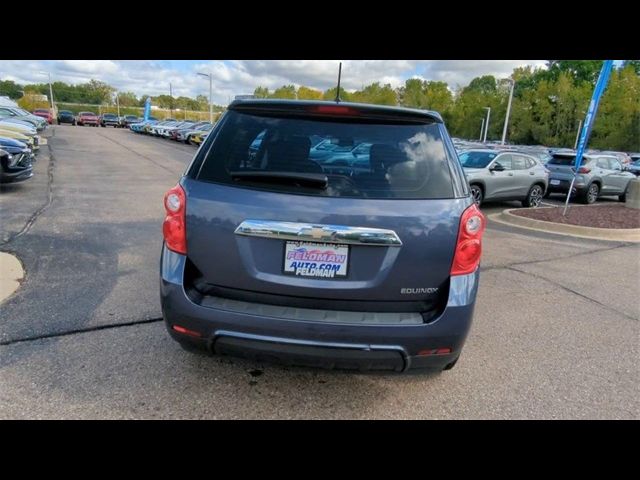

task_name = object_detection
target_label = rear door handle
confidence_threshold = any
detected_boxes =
[529,171,535,175]
[508,173,514,176]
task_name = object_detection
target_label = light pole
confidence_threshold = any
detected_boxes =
[574,120,582,149]
[169,82,173,119]
[479,118,485,141]
[197,72,213,124]
[39,71,55,114]
[483,107,491,143]
[115,92,120,118]
[501,79,515,145]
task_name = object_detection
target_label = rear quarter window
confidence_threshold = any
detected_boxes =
[195,110,457,199]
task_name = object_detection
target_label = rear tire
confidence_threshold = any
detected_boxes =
[522,184,544,208]
[470,184,483,207]
[580,183,599,204]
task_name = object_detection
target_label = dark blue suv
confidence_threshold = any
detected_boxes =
[160,100,485,372]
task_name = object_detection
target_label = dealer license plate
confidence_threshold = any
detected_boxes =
[283,241,349,278]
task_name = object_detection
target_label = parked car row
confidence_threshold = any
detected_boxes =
[0,108,45,184]
[128,118,214,146]
[453,140,638,206]
[55,110,146,128]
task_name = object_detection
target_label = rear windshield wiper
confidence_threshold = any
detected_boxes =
[229,171,328,189]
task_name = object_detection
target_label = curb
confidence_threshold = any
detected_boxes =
[0,251,24,303]
[489,207,640,243]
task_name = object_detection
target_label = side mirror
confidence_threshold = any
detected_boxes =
[490,163,505,172]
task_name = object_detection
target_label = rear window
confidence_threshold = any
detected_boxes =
[548,155,576,165]
[195,110,455,199]
[458,151,497,168]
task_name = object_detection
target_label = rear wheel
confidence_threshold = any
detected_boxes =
[470,184,483,207]
[580,183,599,204]
[523,184,544,208]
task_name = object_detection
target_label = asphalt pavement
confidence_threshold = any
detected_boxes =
[0,125,638,419]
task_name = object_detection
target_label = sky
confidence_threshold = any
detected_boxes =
[0,60,549,105]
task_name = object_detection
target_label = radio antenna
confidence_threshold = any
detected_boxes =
[334,62,342,103]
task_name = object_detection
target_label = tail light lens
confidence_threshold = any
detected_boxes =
[162,184,187,254]
[451,203,486,276]
[571,166,591,174]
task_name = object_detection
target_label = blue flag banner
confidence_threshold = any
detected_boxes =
[573,60,614,171]
[563,60,614,215]
[143,97,151,121]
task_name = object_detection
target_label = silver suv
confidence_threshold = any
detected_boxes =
[546,152,635,204]
[459,149,549,207]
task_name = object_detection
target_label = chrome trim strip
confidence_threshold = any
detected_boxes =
[234,220,402,246]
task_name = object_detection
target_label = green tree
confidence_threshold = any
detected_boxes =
[254,86,270,98]
[117,91,139,107]
[399,78,428,108]
[80,80,115,104]
[424,81,453,113]
[322,86,351,101]
[466,75,498,95]
[195,95,209,110]
[591,65,640,151]
[622,60,640,75]
[545,60,603,85]
[297,86,323,100]
[351,82,396,105]
[270,85,297,99]
[0,80,24,99]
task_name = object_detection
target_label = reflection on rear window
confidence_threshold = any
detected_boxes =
[196,111,455,199]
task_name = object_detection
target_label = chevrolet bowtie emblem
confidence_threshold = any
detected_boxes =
[301,226,335,240]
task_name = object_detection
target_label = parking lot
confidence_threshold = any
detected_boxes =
[0,124,638,419]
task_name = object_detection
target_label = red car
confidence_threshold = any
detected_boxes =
[33,108,54,124]
[77,111,100,127]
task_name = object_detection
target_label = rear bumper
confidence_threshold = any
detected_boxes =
[160,247,478,372]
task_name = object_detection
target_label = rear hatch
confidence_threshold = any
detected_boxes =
[182,102,468,313]
[547,153,584,180]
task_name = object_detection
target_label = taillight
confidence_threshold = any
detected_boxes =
[311,105,359,115]
[571,166,591,174]
[451,203,486,276]
[172,325,202,337]
[162,184,187,254]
